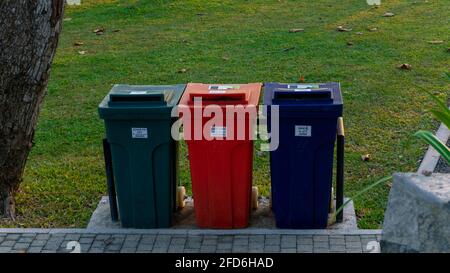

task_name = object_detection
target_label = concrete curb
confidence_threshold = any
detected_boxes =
[0,227,382,236]
[417,122,450,174]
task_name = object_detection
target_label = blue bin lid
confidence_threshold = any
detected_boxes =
[263,82,343,112]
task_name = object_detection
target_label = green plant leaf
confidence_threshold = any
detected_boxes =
[430,109,450,129]
[414,130,450,164]
[334,175,393,218]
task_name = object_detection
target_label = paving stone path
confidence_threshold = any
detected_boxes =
[0,229,381,253]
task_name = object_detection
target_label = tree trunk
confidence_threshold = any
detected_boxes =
[0,0,65,219]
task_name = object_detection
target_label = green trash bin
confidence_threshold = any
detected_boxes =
[98,84,185,228]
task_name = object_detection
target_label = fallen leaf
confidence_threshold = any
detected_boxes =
[368,27,378,32]
[289,28,304,33]
[196,13,207,16]
[356,208,370,220]
[383,12,395,17]
[78,51,86,55]
[421,170,432,176]
[427,40,444,44]
[397,63,412,70]
[222,56,229,61]
[298,75,305,83]
[336,25,352,32]
[361,154,371,162]
[356,32,364,35]
[283,46,296,52]
[347,41,354,46]
[178,68,187,73]
[73,41,84,46]
[112,29,121,33]
[63,17,72,22]
[93,28,105,35]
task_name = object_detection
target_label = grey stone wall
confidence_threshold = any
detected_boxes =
[381,173,450,253]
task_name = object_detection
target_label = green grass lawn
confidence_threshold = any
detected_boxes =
[1,0,448,228]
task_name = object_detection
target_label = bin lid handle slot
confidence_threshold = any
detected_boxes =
[273,90,333,101]
[188,93,248,104]
[109,93,167,104]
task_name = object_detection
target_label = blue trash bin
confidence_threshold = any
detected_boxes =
[264,82,343,228]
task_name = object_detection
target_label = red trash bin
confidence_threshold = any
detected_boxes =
[179,83,262,228]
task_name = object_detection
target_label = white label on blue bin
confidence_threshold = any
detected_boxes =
[288,84,319,89]
[210,126,227,137]
[295,125,311,137]
[131,128,148,139]
[293,88,312,92]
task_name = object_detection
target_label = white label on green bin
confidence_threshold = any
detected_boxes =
[131,128,148,139]
[210,126,227,137]
[295,125,311,137]
[130,91,147,95]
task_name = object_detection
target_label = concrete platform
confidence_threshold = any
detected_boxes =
[87,196,358,231]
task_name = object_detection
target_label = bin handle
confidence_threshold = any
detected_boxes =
[336,117,345,223]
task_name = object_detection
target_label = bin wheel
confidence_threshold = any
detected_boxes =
[251,186,259,210]
[177,186,186,210]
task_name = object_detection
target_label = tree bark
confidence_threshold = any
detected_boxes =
[0,0,65,219]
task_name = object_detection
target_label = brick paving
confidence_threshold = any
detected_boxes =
[0,229,381,253]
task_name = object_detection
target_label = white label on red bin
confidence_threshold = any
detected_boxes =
[295,125,311,137]
[210,126,227,137]
[131,128,148,139]
[208,85,240,90]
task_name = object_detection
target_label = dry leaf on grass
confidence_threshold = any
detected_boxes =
[63,18,72,22]
[78,51,86,55]
[298,75,305,83]
[383,12,395,17]
[361,154,371,162]
[397,63,412,70]
[112,29,121,33]
[356,32,364,35]
[289,28,304,33]
[283,46,296,52]
[347,41,354,46]
[93,28,105,35]
[427,40,444,44]
[368,27,378,32]
[178,68,187,73]
[73,41,84,46]
[336,26,352,32]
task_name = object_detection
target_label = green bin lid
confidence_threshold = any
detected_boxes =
[99,84,186,119]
